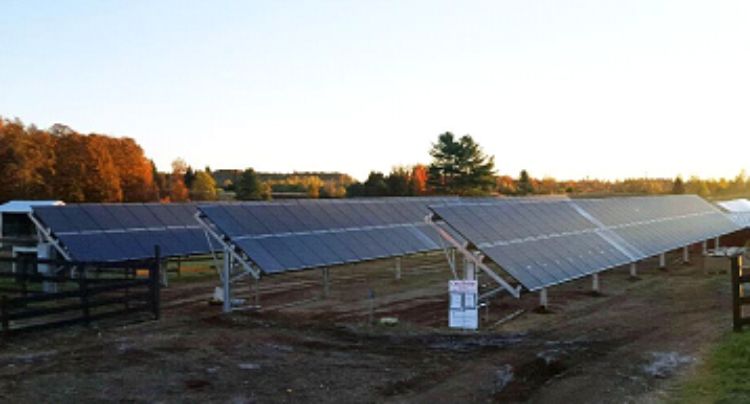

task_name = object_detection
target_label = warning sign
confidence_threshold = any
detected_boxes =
[448,280,478,330]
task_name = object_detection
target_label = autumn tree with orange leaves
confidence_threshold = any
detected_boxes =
[168,158,190,202]
[410,164,428,195]
[0,118,158,203]
[100,136,157,201]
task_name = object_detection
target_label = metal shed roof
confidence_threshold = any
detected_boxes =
[0,200,64,214]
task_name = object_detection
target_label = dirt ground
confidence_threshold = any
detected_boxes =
[0,250,734,403]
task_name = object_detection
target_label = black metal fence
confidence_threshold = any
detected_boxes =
[0,248,161,336]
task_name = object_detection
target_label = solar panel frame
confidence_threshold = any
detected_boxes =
[318,232,360,263]
[430,195,741,292]
[256,237,307,270]
[277,236,327,268]
[197,197,466,275]
[235,238,284,273]
[284,202,330,230]
[32,203,217,262]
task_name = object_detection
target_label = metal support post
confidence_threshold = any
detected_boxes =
[539,288,548,309]
[592,273,600,293]
[395,257,402,280]
[195,213,261,280]
[322,267,330,298]
[702,240,708,256]
[715,236,721,250]
[222,248,232,313]
[426,215,521,298]
[37,243,57,293]
[463,256,476,281]
[152,246,162,320]
[683,246,690,264]
[659,253,666,269]
[160,260,169,288]
[26,212,72,261]
[630,262,637,278]
[253,276,260,308]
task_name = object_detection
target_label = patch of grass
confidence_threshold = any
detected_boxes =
[166,264,216,284]
[672,331,750,403]
[168,270,216,284]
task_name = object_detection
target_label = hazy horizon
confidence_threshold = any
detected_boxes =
[2,1,748,182]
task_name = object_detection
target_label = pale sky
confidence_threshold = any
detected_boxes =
[1,1,749,181]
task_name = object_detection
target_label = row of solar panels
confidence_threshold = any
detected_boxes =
[32,203,214,262]
[31,198,459,263]
[430,195,740,291]
[198,198,461,273]
[30,196,742,294]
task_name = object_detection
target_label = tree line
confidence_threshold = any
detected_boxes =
[0,118,156,202]
[3,117,749,203]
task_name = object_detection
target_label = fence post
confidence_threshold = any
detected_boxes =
[732,255,742,332]
[151,246,161,320]
[1,296,9,337]
[80,266,90,326]
[20,256,28,298]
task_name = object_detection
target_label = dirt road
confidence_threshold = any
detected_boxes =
[0,251,732,403]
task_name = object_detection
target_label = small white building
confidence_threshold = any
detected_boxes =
[0,200,64,247]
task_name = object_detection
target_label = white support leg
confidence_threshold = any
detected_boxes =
[683,246,690,264]
[222,248,232,313]
[322,267,330,299]
[253,276,260,308]
[630,262,637,278]
[160,260,169,288]
[37,243,57,293]
[715,236,721,250]
[395,257,402,280]
[592,273,600,293]
[539,288,548,309]
[659,253,666,269]
[702,240,708,256]
[463,256,476,281]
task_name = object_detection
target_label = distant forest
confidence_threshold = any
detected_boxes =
[1,117,748,203]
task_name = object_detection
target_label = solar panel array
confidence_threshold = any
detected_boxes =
[198,197,459,274]
[30,194,739,292]
[717,199,750,213]
[716,199,750,229]
[32,204,215,262]
[430,195,741,291]
[574,196,740,258]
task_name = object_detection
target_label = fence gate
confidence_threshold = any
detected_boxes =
[0,247,161,336]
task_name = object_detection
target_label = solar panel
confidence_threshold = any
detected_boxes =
[717,199,750,213]
[727,212,750,228]
[32,203,217,262]
[198,197,459,274]
[573,196,739,260]
[430,195,741,291]
[715,199,750,228]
